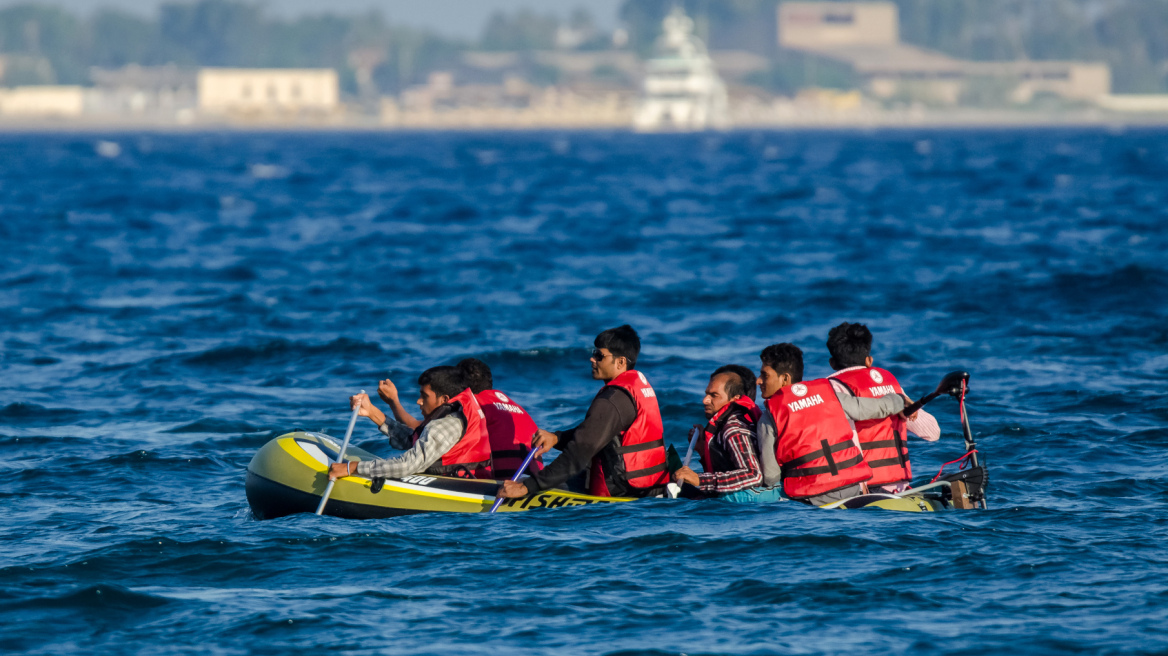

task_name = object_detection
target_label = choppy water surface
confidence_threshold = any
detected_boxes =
[1,129,1166,655]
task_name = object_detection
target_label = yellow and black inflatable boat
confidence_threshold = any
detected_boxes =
[246,431,632,520]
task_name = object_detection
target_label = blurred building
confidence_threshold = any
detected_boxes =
[381,71,633,129]
[197,69,340,117]
[0,86,84,117]
[778,2,1111,104]
[88,65,197,121]
[634,7,729,132]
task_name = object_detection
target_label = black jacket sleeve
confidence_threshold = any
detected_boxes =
[525,386,636,493]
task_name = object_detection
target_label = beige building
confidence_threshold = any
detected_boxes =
[779,1,898,50]
[0,86,84,117]
[778,1,1110,104]
[197,68,339,115]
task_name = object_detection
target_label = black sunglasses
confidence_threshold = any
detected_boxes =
[591,349,612,361]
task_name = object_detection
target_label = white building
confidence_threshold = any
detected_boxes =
[633,7,729,132]
[0,86,84,117]
[197,68,339,115]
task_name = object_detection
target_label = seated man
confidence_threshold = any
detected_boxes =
[496,324,670,500]
[327,366,492,482]
[755,343,907,506]
[456,357,544,479]
[672,365,782,503]
[826,322,940,494]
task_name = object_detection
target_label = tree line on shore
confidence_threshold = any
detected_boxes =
[0,0,1165,94]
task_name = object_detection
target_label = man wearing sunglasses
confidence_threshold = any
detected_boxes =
[496,324,670,500]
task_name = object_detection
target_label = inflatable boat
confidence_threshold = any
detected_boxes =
[245,431,631,520]
[245,371,987,519]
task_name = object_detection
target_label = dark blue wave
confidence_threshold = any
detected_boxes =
[1,130,1166,655]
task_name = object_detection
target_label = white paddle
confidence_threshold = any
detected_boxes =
[666,425,702,499]
[315,389,365,516]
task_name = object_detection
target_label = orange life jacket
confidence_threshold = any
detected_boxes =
[411,387,492,478]
[588,370,669,497]
[829,367,911,486]
[765,378,872,499]
[475,389,542,479]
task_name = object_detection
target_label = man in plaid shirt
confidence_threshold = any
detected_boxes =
[672,365,783,503]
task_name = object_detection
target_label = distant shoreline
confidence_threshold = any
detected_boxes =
[2,111,1167,133]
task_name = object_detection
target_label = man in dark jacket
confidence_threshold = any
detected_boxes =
[496,325,668,500]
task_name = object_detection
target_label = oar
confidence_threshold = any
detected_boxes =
[489,441,541,514]
[666,425,702,499]
[315,389,365,516]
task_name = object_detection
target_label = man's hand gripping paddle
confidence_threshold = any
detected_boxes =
[490,439,541,514]
[666,426,702,499]
[315,389,365,516]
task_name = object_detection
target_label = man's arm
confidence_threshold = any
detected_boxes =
[523,388,634,493]
[755,408,782,488]
[697,416,763,495]
[907,409,940,441]
[377,419,415,450]
[830,380,905,421]
[377,379,421,430]
[354,415,463,479]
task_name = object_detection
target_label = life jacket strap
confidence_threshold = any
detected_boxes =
[781,439,857,471]
[624,462,668,480]
[614,438,665,455]
[781,452,865,478]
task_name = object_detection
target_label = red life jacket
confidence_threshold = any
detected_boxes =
[411,388,493,478]
[765,378,873,499]
[829,367,911,486]
[699,397,762,475]
[588,370,669,497]
[474,389,543,479]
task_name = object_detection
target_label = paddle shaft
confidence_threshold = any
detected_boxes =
[666,426,703,500]
[489,440,542,514]
[682,425,701,468]
[315,389,365,516]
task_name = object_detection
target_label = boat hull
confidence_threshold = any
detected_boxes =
[245,432,631,520]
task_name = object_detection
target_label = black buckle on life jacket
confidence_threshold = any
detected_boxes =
[781,452,866,478]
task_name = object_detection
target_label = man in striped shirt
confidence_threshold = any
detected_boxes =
[671,365,783,503]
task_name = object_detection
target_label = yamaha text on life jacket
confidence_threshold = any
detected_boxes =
[589,370,669,496]
[829,367,911,487]
[474,389,543,479]
[765,378,873,499]
[412,388,492,478]
[699,397,762,475]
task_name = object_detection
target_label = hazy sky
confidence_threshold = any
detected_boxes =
[2,0,626,37]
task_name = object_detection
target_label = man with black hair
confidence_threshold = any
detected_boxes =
[755,343,907,506]
[456,357,544,479]
[671,365,781,503]
[496,324,670,499]
[327,366,492,481]
[826,322,939,494]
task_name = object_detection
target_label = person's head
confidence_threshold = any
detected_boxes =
[758,343,804,399]
[703,366,751,419]
[456,358,493,394]
[591,324,640,382]
[416,366,467,417]
[713,364,757,403]
[826,322,874,371]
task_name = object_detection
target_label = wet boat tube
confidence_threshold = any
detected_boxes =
[246,431,631,520]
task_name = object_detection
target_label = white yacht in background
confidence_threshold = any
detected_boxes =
[633,7,730,132]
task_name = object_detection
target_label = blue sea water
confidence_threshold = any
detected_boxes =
[1,129,1166,655]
